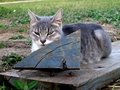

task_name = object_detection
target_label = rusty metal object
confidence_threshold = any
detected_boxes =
[13,30,81,70]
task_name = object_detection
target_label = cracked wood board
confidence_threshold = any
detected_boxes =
[1,39,120,90]
[13,30,81,70]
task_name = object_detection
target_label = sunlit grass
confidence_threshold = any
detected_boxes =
[0,0,120,27]
[1,0,119,11]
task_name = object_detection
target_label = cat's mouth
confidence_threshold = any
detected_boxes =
[41,43,46,46]
[42,44,45,46]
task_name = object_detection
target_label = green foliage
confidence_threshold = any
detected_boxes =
[9,35,25,40]
[25,37,32,45]
[0,41,7,48]
[18,27,26,32]
[0,6,12,18]
[12,8,29,24]
[12,80,38,90]
[1,53,25,70]
[111,85,115,90]
[116,31,120,35]
[0,23,9,29]
[0,6,29,24]
[0,82,6,90]
[27,81,38,89]
[85,9,120,27]
[0,0,120,27]
[111,38,114,42]
[12,13,29,24]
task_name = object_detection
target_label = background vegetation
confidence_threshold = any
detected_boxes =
[0,0,120,27]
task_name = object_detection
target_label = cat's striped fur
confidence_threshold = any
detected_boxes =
[28,9,112,64]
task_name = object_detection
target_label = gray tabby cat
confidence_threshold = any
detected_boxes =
[28,9,112,64]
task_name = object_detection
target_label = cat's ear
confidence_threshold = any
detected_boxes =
[51,8,62,26]
[28,9,38,25]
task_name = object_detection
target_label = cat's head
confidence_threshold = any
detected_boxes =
[28,9,62,47]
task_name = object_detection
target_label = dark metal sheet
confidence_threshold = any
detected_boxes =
[13,30,81,70]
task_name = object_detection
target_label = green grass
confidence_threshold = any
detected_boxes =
[9,35,25,40]
[1,53,25,71]
[1,0,119,10]
[18,27,27,32]
[0,23,9,29]
[0,41,7,48]
[0,0,120,27]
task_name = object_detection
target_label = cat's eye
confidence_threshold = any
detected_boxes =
[47,31,54,35]
[34,32,40,35]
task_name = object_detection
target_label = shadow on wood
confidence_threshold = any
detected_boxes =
[13,30,81,70]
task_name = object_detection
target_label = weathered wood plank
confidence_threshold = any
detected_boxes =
[1,39,120,90]
[13,30,81,70]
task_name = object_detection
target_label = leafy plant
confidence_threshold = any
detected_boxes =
[11,8,29,25]
[111,84,115,90]
[85,8,120,27]
[0,82,6,90]
[12,14,29,24]
[0,41,7,48]
[1,53,25,70]
[0,6,12,18]
[111,38,114,42]
[18,27,26,32]
[9,35,25,40]
[0,23,9,29]
[12,80,38,90]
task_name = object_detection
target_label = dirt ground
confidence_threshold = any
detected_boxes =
[0,19,31,57]
[0,35,31,56]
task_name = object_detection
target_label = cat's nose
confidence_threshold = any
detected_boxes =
[40,40,46,45]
